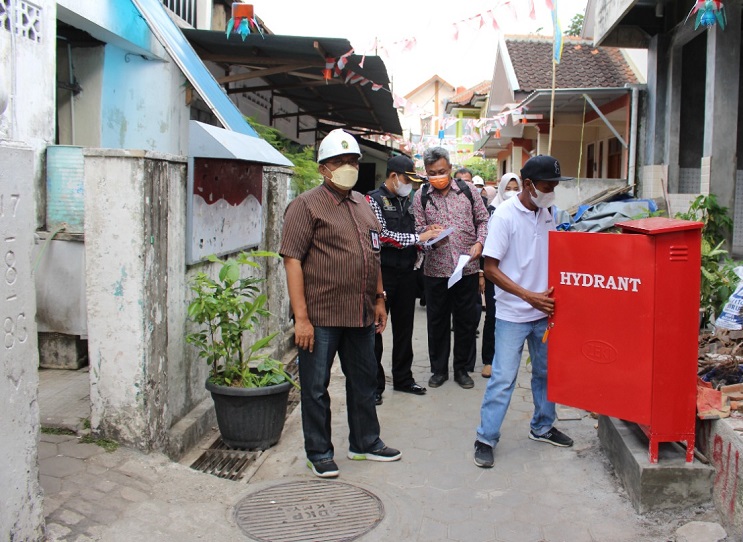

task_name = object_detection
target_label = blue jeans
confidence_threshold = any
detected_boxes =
[298,325,384,462]
[476,317,556,448]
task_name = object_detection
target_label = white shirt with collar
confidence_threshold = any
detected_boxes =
[482,195,555,323]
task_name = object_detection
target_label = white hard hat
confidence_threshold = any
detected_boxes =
[317,129,362,163]
[472,175,485,187]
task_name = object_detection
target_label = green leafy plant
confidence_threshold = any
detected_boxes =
[462,156,500,182]
[246,117,322,195]
[186,251,297,388]
[565,13,585,36]
[80,434,119,453]
[675,194,739,327]
[41,426,76,436]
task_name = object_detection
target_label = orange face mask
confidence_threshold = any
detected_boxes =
[429,175,450,190]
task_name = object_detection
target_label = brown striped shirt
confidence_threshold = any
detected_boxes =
[280,182,381,328]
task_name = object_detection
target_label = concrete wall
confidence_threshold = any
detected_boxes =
[0,144,45,542]
[1,0,57,229]
[84,149,294,452]
[100,45,189,153]
[84,150,180,449]
[1,0,56,538]
[697,418,743,539]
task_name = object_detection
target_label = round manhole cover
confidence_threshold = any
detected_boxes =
[235,480,384,542]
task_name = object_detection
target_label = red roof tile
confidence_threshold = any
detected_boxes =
[505,36,639,92]
[450,80,491,105]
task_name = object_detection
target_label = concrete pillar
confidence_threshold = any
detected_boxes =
[85,150,180,451]
[511,145,524,174]
[263,167,292,351]
[666,44,683,193]
[0,144,44,540]
[645,35,669,166]
[704,1,741,214]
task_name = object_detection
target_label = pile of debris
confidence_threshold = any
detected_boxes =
[697,329,743,419]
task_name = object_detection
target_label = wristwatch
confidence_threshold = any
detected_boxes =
[375,291,387,301]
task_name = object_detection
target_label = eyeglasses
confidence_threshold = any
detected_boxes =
[324,157,360,168]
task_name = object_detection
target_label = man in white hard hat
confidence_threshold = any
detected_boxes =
[280,129,401,479]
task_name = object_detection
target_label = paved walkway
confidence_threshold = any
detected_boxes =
[41,304,723,541]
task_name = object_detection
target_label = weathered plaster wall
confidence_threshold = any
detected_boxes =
[264,167,293,340]
[697,419,743,539]
[85,149,184,450]
[1,0,56,230]
[1,0,56,538]
[84,149,294,452]
[100,45,189,154]
[0,144,45,542]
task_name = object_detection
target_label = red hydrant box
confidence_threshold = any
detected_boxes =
[547,217,702,462]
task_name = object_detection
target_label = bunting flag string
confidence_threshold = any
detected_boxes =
[264,0,555,147]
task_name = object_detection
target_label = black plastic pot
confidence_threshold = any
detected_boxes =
[205,378,292,450]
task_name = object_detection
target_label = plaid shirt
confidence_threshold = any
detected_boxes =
[412,179,489,278]
[365,192,420,249]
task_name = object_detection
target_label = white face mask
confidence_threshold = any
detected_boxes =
[327,164,359,189]
[504,190,518,200]
[394,174,413,197]
[530,186,556,208]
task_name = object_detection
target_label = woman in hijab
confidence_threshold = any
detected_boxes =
[482,186,497,211]
[491,172,522,208]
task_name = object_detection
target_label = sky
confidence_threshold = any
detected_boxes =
[254,0,589,95]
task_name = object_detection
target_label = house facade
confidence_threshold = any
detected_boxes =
[1,1,400,538]
[443,80,491,165]
[585,0,743,254]
[479,34,644,210]
[399,75,456,147]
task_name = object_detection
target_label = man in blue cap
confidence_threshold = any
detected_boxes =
[474,155,574,469]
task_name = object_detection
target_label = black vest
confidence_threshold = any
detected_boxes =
[368,184,417,269]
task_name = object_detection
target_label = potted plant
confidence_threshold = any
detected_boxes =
[186,251,297,450]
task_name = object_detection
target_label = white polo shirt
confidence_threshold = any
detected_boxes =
[482,196,555,323]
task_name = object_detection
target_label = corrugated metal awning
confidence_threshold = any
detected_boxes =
[182,29,402,137]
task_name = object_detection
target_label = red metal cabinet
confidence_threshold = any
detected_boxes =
[547,217,702,463]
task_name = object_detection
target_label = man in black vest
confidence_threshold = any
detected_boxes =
[366,156,443,404]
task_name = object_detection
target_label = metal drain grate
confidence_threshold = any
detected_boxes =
[190,438,261,481]
[234,480,384,542]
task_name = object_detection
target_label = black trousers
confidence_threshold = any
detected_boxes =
[424,273,481,375]
[375,266,417,392]
[482,279,496,366]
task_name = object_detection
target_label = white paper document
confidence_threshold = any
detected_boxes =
[423,227,454,247]
[447,254,472,289]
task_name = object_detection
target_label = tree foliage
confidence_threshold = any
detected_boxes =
[565,13,584,37]
[246,117,322,195]
[462,156,500,183]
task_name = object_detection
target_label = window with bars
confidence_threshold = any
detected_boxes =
[162,0,196,27]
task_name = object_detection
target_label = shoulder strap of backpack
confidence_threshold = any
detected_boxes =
[420,183,432,210]
[454,178,474,206]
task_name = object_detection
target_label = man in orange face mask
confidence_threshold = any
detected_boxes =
[412,147,490,390]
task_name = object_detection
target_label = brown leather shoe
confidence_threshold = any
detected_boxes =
[481,365,492,378]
